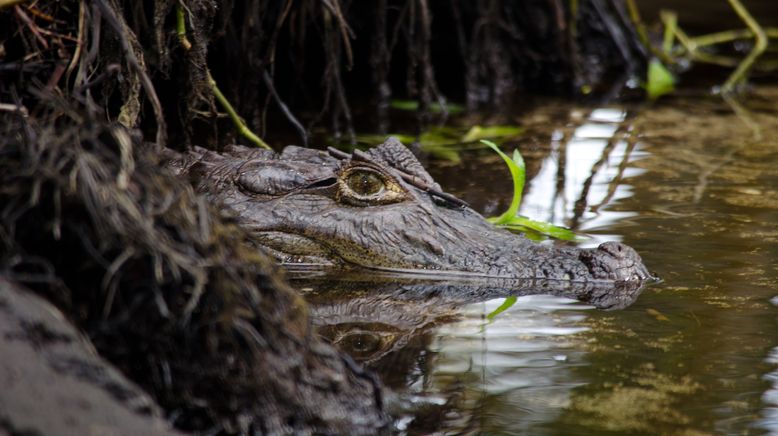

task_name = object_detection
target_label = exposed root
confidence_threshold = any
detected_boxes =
[1,0,642,148]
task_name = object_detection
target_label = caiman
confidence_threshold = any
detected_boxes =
[165,138,652,284]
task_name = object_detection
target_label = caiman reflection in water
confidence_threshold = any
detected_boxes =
[294,274,644,388]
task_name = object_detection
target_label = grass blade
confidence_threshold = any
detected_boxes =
[482,139,583,242]
[481,140,525,225]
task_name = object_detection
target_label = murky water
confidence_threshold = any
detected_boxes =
[298,88,778,434]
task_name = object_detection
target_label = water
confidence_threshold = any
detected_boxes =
[300,88,778,434]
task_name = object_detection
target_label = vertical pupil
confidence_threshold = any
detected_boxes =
[359,174,372,193]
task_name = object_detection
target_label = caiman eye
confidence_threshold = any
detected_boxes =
[345,170,385,196]
[337,166,408,206]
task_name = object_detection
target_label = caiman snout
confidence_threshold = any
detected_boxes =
[580,241,654,282]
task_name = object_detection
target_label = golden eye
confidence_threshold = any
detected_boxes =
[337,165,408,206]
[345,170,385,196]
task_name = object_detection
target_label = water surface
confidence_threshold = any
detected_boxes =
[302,88,778,434]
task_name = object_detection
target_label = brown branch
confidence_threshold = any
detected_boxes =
[264,0,294,66]
[262,70,307,146]
[371,0,391,132]
[322,0,354,69]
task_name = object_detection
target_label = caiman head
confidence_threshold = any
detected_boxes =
[168,138,652,284]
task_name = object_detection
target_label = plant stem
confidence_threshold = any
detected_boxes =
[208,71,272,150]
[175,4,270,150]
[627,4,672,65]
[569,0,578,42]
[670,20,741,67]
[176,4,192,50]
[692,28,778,47]
[722,0,768,93]
[661,10,676,54]
[625,0,650,51]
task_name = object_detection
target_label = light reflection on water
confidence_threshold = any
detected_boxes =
[426,295,593,433]
[519,107,646,248]
[447,91,778,434]
[760,297,778,432]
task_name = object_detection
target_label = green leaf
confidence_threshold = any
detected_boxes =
[482,139,583,242]
[646,58,675,101]
[418,126,460,146]
[499,218,582,242]
[661,11,677,54]
[421,143,461,163]
[481,140,525,225]
[389,100,419,111]
[390,99,465,114]
[461,125,524,143]
[486,296,518,321]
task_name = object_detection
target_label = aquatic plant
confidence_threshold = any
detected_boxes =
[481,140,580,241]
[486,296,518,322]
[626,0,778,95]
[342,124,524,163]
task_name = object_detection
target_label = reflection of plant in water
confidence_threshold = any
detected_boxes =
[485,296,517,322]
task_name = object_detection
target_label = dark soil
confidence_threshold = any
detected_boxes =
[0,99,387,434]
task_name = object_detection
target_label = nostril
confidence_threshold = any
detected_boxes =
[587,241,653,281]
[597,241,631,259]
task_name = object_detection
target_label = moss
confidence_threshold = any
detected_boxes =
[568,364,702,433]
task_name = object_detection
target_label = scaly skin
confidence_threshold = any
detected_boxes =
[166,138,653,284]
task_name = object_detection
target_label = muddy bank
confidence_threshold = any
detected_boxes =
[0,102,387,434]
